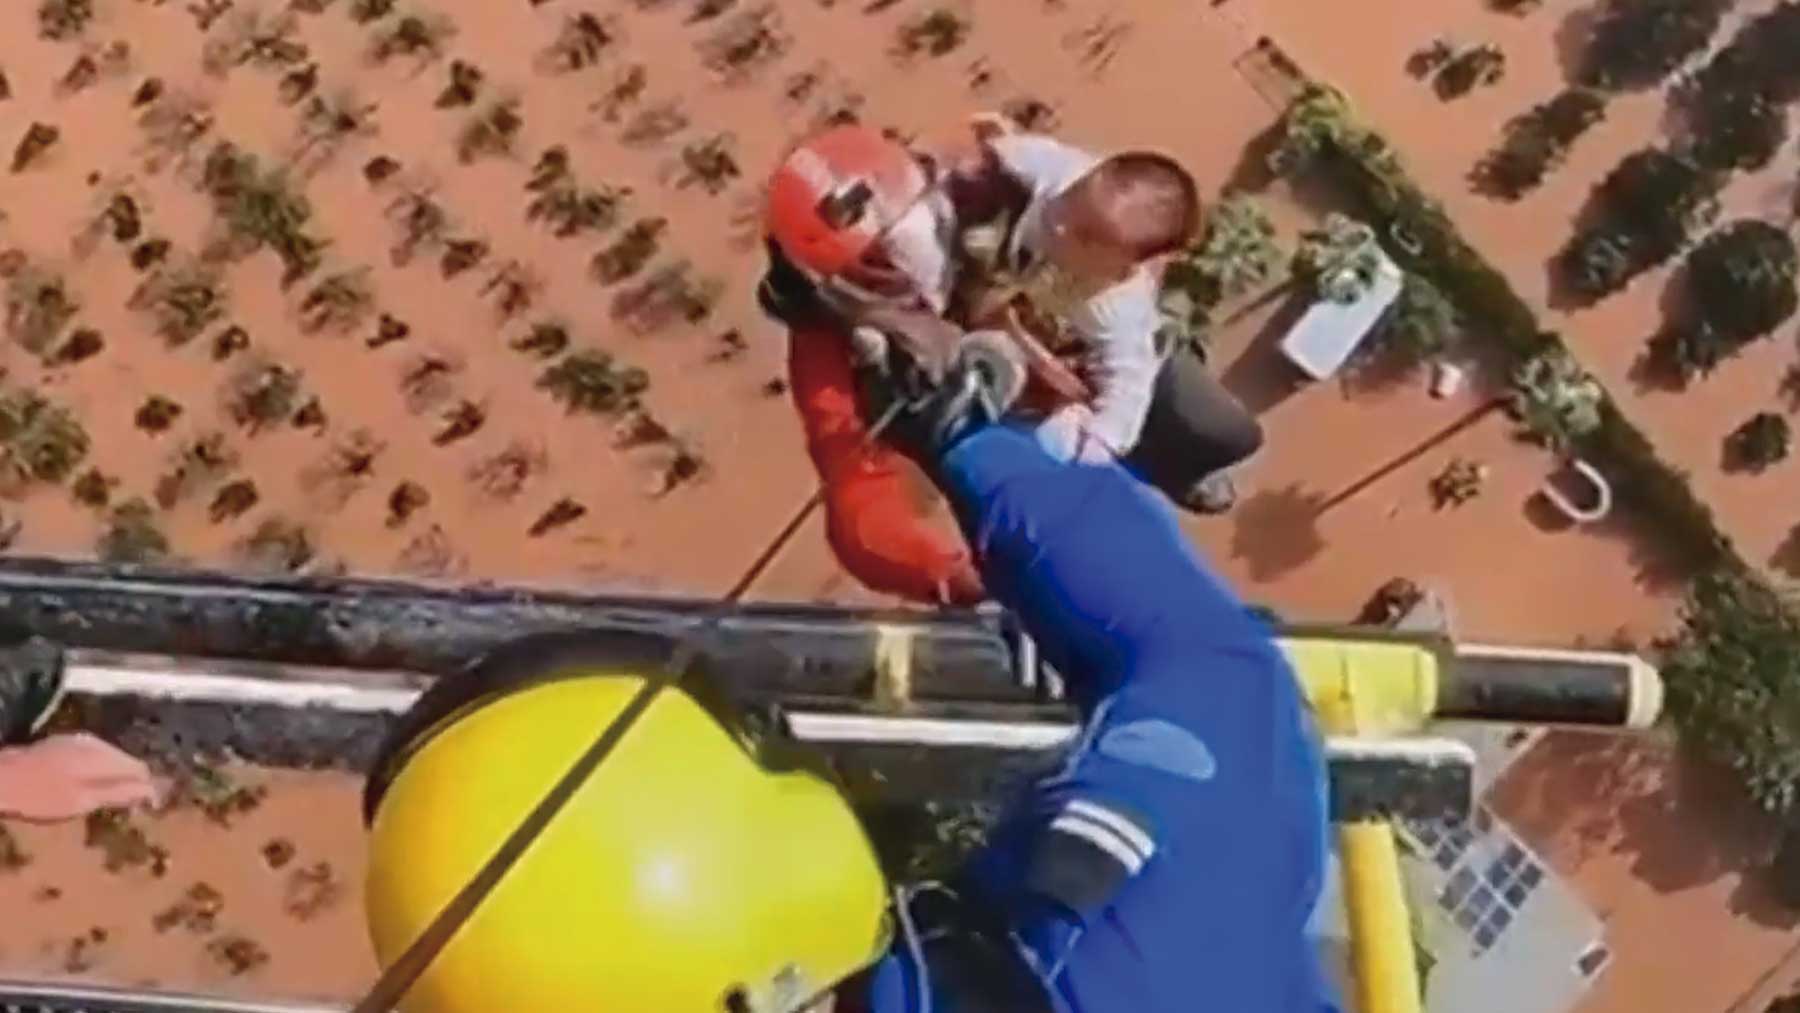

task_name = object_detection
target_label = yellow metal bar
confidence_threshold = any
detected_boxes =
[1340,821,1424,1013]
[1280,638,1441,737]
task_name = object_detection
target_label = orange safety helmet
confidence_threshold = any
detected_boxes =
[766,125,931,279]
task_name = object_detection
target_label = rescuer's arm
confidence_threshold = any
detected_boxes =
[786,324,984,606]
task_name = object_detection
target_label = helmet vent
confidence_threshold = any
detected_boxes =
[817,181,875,230]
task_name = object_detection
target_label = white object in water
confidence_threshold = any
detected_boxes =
[1540,458,1612,525]
[1280,246,1406,381]
[1430,360,1466,399]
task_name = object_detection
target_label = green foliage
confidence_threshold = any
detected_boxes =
[537,351,649,415]
[1690,221,1800,342]
[1510,351,1604,449]
[1557,148,1721,300]
[98,498,170,565]
[0,388,89,485]
[1662,569,1800,815]
[1726,412,1792,473]
[1268,84,1401,182]
[1474,88,1608,199]
[1293,213,1383,304]
[38,0,95,41]
[1680,3,1800,172]
[200,142,325,286]
[4,268,79,354]
[1433,44,1506,100]
[1158,195,1284,343]
[1578,0,1732,92]
[1375,273,1458,360]
[1283,75,1733,580]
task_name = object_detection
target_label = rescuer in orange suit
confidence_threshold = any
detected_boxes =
[761,125,988,607]
[760,124,1263,608]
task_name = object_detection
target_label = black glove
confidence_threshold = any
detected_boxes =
[755,239,834,330]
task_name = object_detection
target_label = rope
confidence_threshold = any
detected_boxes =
[351,399,911,1013]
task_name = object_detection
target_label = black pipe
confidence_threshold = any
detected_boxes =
[0,556,1019,702]
[1438,653,1640,726]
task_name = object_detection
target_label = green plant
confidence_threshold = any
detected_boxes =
[237,517,313,573]
[538,351,649,415]
[1726,412,1792,473]
[1474,88,1608,199]
[0,388,89,485]
[1661,220,1800,376]
[1557,148,1722,300]
[1434,44,1506,100]
[1662,569,1800,814]
[1279,77,1736,579]
[1510,350,1603,449]
[1429,457,1488,508]
[1578,0,1731,92]
[1293,213,1382,304]
[1678,4,1800,172]
[226,362,303,432]
[200,142,324,286]
[38,0,94,41]
[5,268,79,353]
[132,264,226,347]
[456,99,523,164]
[1375,273,1458,359]
[1165,194,1284,312]
[98,498,170,564]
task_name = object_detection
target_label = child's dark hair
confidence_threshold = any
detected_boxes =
[1091,151,1201,259]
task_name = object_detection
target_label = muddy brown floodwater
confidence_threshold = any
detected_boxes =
[0,0,1699,1004]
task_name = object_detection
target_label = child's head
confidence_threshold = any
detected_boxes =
[1041,151,1200,283]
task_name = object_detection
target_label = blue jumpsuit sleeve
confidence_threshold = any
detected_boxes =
[912,424,1337,1013]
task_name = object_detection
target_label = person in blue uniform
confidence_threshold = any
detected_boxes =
[843,370,1337,1013]
[360,356,1336,1013]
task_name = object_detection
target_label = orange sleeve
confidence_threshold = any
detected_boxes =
[786,325,984,606]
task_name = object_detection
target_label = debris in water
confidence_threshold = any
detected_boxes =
[11,123,61,174]
[33,885,61,902]
[84,807,169,876]
[261,837,296,870]
[181,766,268,826]
[529,497,586,537]
[152,881,224,934]
[206,934,270,976]
[62,926,109,974]
[0,824,29,871]
[285,860,341,920]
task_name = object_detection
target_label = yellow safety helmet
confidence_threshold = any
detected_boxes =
[362,632,892,1013]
